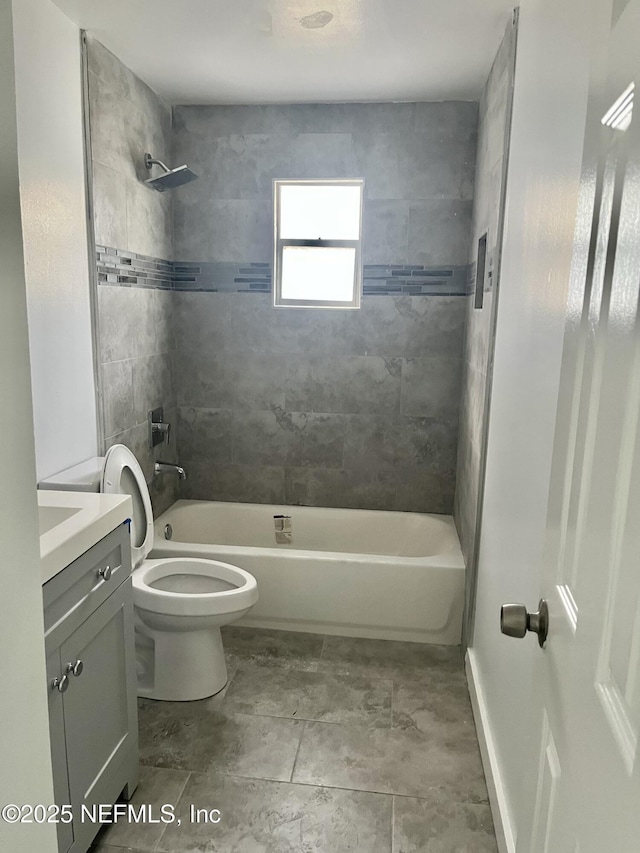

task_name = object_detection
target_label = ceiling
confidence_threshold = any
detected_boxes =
[53,0,516,105]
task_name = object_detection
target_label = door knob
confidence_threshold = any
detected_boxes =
[97,565,112,581]
[66,660,83,677]
[501,599,549,647]
[51,674,69,693]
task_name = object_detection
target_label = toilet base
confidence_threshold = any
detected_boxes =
[135,622,228,701]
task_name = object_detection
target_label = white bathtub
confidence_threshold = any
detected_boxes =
[151,500,465,644]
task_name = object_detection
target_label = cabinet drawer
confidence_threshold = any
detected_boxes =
[43,524,131,651]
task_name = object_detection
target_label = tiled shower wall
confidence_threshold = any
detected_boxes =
[87,38,178,514]
[88,37,479,514]
[454,20,517,558]
[172,103,477,512]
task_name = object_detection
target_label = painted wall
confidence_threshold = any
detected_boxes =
[0,2,57,848]
[172,104,477,511]
[469,0,597,844]
[86,38,178,515]
[13,0,98,481]
[455,20,516,599]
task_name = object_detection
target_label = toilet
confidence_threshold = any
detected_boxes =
[40,445,258,701]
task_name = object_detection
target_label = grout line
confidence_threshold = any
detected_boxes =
[224,770,397,800]
[289,719,306,783]
[223,705,392,728]
[248,772,490,807]
[391,794,396,853]
[319,634,328,661]
[153,769,192,852]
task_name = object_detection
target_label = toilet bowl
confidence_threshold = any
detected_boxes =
[132,557,257,700]
[41,445,258,701]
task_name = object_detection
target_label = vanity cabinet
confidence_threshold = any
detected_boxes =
[44,523,138,853]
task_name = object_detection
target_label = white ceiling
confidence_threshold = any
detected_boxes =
[53,0,516,105]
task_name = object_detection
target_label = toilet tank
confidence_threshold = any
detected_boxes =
[38,457,105,493]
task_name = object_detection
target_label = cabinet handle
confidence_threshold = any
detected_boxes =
[97,565,112,581]
[51,674,69,693]
[66,660,83,678]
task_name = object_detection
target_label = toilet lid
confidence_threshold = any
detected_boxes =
[102,444,154,568]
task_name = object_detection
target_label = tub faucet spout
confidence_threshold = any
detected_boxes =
[155,461,187,480]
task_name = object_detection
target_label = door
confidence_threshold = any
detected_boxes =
[509,2,640,850]
[47,650,74,853]
[60,580,137,849]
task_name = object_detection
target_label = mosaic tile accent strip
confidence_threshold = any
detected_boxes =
[97,247,174,290]
[361,264,468,296]
[97,248,468,297]
[173,261,272,293]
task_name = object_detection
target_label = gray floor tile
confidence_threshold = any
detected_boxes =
[392,672,475,735]
[156,773,393,853]
[91,846,151,853]
[222,625,324,671]
[393,797,498,852]
[292,721,488,802]
[138,699,302,781]
[224,664,392,727]
[319,635,463,682]
[94,765,189,851]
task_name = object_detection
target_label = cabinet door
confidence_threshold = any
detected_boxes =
[46,649,74,853]
[60,579,137,849]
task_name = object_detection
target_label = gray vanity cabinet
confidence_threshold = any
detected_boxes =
[44,523,139,853]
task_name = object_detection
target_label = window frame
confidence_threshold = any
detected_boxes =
[273,178,365,309]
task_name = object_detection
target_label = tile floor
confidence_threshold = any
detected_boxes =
[90,627,497,853]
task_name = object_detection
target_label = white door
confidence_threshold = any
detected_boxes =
[509,2,640,850]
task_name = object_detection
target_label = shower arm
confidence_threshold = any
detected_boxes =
[144,153,171,174]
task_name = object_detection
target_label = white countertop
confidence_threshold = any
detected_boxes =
[38,490,133,584]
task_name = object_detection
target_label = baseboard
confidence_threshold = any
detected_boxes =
[466,648,517,853]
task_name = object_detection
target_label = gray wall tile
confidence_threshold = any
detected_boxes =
[352,132,475,201]
[181,460,286,504]
[343,415,398,471]
[132,353,174,424]
[173,102,477,266]
[174,292,467,512]
[169,100,477,511]
[401,358,463,419]
[173,102,417,138]
[454,20,516,560]
[125,175,173,259]
[178,407,234,463]
[175,349,288,411]
[408,200,474,266]
[89,37,177,518]
[285,467,398,511]
[341,296,466,359]
[286,356,402,415]
[396,469,456,514]
[92,161,127,249]
[90,46,477,515]
[413,100,479,138]
[174,197,272,262]
[362,200,410,265]
[102,360,134,438]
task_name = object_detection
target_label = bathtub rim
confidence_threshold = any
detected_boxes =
[153,499,465,567]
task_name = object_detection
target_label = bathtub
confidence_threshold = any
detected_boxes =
[151,500,465,645]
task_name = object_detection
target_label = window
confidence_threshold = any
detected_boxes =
[273,179,364,309]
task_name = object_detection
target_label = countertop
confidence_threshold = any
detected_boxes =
[39,490,133,584]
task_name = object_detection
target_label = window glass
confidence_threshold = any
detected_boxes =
[281,246,357,302]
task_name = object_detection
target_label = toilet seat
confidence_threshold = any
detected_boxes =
[133,557,258,617]
[102,444,154,568]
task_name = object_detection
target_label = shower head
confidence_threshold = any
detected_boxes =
[144,153,198,192]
